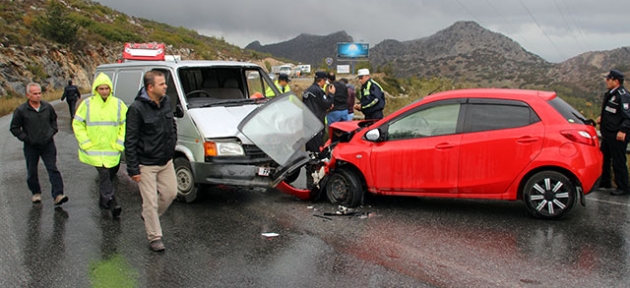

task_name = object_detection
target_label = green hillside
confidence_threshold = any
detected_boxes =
[0,0,255,60]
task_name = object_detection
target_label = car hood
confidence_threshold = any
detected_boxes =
[238,93,323,167]
[329,120,362,133]
[187,105,259,142]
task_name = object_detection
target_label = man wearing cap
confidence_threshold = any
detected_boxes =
[354,69,386,120]
[265,73,292,97]
[302,71,333,153]
[302,71,333,188]
[597,69,630,195]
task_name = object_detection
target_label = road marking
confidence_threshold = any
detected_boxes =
[588,197,630,207]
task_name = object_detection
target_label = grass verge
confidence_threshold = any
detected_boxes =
[0,89,62,117]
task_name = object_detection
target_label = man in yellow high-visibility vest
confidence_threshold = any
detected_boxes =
[73,73,128,217]
[265,73,292,97]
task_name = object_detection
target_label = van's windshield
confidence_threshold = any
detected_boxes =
[178,67,276,108]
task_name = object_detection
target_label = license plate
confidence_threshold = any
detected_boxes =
[257,167,271,177]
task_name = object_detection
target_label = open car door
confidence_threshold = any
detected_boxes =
[238,93,323,187]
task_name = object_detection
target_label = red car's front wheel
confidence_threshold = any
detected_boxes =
[325,168,363,208]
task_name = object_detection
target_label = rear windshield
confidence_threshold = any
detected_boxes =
[547,97,589,125]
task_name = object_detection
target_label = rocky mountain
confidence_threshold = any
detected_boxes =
[370,21,553,86]
[245,31,353,67]
[247,21,630,97]
[551,47,630,93]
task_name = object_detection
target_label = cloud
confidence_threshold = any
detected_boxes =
[95,0,630,62]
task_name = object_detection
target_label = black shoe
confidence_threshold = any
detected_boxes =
[107,197,122,218]
[610,189,630,196]
[599,185,614,191]
[99,199,110,209]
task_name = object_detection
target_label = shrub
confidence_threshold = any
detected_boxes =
[36,0,78,45]
[27,64,48,80]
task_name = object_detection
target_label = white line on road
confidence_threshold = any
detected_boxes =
[589,197,630,207]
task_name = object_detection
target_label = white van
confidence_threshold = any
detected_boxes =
[94,60,285,202]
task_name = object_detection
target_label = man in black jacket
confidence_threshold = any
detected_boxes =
[61,80,81,120]
[10,83,68,205]
[124,71,177,252]
[302,71,333,153]
[597,69,630,196]
[302,72,333,188]
[326,72,349,125]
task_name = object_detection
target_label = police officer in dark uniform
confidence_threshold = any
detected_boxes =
[61,80,81,120]
[302,71,333,152]
[302,71,333,188]
[354,68,385,120]
[598,69,630,195]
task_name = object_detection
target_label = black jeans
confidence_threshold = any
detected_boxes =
[67,99,77,120]
[24,141,64,198]
[601,136,629,192]
[306,130,324,153]
[96,165,120,204]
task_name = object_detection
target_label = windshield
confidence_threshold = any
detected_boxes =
[179,66,278,109]
[238,93,323,167]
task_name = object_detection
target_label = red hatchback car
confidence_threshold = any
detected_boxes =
[239,89,602,219]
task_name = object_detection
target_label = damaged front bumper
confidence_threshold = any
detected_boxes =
[276,163,330,201]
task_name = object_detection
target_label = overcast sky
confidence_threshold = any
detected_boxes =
[95,0,630,63]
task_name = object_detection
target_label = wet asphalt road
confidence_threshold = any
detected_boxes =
[2,102,630,288]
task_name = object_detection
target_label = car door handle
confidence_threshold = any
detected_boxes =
[517,136,539,144]
[435,143,455,150]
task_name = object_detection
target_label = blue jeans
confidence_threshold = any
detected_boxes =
[327,110,348,126]
[24,141,64,198]
[347,113,354,121]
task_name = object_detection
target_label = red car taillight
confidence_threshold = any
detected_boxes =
[561,130,596,146]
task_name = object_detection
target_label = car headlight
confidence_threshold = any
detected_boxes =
[204,141,245,156]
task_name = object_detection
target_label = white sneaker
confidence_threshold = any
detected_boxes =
[54,195,68,206]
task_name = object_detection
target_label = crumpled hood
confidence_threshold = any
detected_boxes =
[329,120,362,132]
[187,105,259,143]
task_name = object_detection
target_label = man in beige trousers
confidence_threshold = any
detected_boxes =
[124,70,178,252]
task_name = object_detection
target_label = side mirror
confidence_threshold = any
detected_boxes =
[174,104,184,118]
[365,129,381,141]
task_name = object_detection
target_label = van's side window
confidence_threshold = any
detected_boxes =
[152,69,179,112]
[114,69,144,105]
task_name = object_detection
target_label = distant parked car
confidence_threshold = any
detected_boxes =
[239,89,603,219]
[278,66,292,78]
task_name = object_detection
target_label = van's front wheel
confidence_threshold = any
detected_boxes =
[174,157,200,203]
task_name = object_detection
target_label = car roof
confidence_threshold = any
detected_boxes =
[425,88,557,102]
[97,60,261,69]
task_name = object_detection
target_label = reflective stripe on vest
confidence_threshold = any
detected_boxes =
[84,98,124,126]
[79,149,121,156]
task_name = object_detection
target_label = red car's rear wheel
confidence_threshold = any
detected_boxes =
[523,171,576,219]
